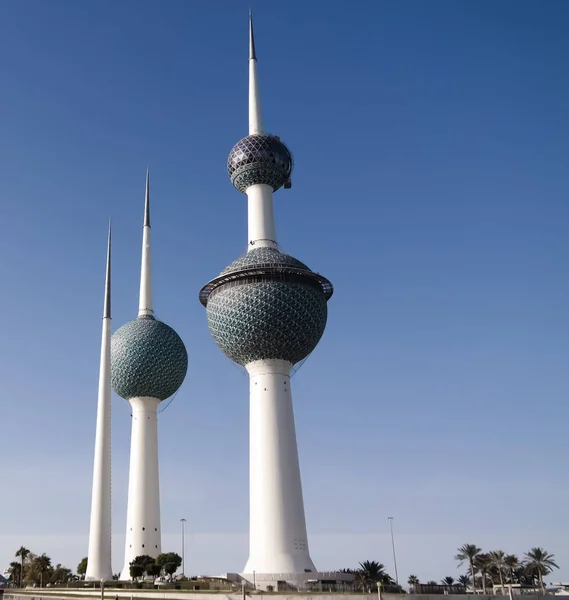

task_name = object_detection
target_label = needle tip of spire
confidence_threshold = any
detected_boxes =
[249,9,256,61]
[144,168,151,227]
[104,218,112,319]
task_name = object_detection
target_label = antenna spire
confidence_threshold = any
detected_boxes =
[248,10,263,135]
[144,167,151,227]
[103,219,111,319]
[138,169,154,318]
[249,9,256,60]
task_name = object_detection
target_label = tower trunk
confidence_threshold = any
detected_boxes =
[243,359,316,575]
[120,396,162,580]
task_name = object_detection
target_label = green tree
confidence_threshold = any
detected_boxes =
[77,557,88,578]
[129,556,155,581]
[15,547,30,589]
[27,553,53,587]
[408,574,419,589]
[441,577,455,586]
[455,544,481,594]
[50,564,73,585]
[146,563,161,581]
[131,555,155,569]
[155,552,182,577]
[129,564,144,581]
[523,548,559,592]
[457,574,471,588]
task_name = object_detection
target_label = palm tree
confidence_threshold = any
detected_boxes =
[474,553,491,594]
[488,551,507,590]
[505,555,519,584]
[455,544,481,594]
[458,574,471,589]
[442,577,455,586]
[408,574,420,590]
[523,548,559,592]
[358,561,393,587]
[15,547,30,589]
[33,553,52,587]
[7,562,22,587]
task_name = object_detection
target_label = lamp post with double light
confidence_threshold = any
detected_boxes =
[388,517,399,586]
[180,518,187,577]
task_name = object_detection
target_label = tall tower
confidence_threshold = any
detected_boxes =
[86,222,113,582]
[111,172,188,580]
[199,14,333,577]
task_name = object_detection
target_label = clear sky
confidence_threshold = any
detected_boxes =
[1,0,568,584]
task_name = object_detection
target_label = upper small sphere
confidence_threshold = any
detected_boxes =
[111,317,188,401]
[228,134,293,193]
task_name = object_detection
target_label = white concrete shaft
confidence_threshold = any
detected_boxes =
[249,57,263,135]
[138,224,153,317]
[120,396,162,580]
[85,316,113,581]
[243,359,316,574]
[247,183,278,250]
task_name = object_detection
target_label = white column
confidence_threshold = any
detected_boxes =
[120,396,162,580]
[138,223,153,317]
[86,316,113,581]
[243,359,316,575]
[139,170,153,318]
[249,51,263,135]
[246,183,278,250]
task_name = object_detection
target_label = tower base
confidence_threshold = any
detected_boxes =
[224,571,355,592]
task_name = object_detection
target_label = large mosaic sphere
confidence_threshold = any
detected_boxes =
[111,316,188,401]
[201,248,332,366]
[228,134,293,193]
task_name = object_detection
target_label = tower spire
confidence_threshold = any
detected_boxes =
[86,221,113,582]
[138,169,153,318]
[103,219,111,319]
[249,10,263,135]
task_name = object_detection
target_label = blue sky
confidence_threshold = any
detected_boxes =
[1,0,568,583]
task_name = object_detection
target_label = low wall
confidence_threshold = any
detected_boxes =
[1,592,552,600]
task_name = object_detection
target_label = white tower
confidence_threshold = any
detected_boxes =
[200,13,333,578]
[86,223,113,582]
[110,172,188,580]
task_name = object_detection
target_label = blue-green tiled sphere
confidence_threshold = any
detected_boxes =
[111,317,188,401]
[204,248,329,366]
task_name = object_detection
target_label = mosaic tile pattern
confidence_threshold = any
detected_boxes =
[220,247,309,275]
[206,280,328,366]
[228,134,293,193]
[111,317,188,401]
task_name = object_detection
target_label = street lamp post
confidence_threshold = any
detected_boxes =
[388,517,399,586]
[180,518,187,577]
